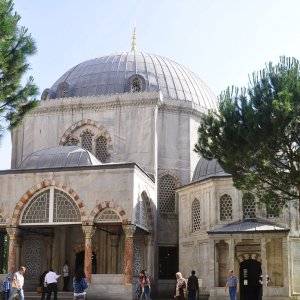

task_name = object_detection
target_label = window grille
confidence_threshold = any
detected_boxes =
[81,130,93,152]
[159,175,176,214]
[131,78,142,92]
[59,84,68,98]
[220,194,233,221]
[0,215,5,224]
[95,209,121,223]
[22,190,50,223]
[53,190,81,223]
[243,199,256,219]
[20,188,81,225]
[267,202,280,218]
[135,198,148,231]
[96,136,108,162]
[133,240,142,276]
[192,198,201,232]
[64,135,79,146]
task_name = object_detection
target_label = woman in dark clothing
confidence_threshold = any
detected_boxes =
[73,269,88,300]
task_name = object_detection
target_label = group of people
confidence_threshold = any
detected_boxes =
[1,262,88,300]
[174,270,199,300]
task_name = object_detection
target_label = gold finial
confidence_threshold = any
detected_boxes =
[131,26,137,52]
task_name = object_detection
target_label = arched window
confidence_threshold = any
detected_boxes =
[192,198,201,232]
[20,188,81,225]
[0,214,5,225]
[96,136,108,162]
[266,202,280,218]
[81,130,93,152]
[135,194,148,231]
[220,194,233,221]
[131,78,142,92]
[95,208,122,223]
[243,197,256,219]
[64,135,79,146]
[159,175,177,214]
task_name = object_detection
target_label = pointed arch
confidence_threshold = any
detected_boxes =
[11,180,88,226]
[158,171,180,214]
[141,191,154,233]
[59,119,112,149]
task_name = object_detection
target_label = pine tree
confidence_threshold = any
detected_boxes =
[195,57,300,212]
[0,0,38,140]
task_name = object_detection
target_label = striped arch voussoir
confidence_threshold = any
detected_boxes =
[11,180,88,226]
[59,119,113,151]
[89,200,128,225]
[159,171,181,187]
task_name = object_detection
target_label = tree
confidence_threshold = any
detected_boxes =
[195,56,300,213]
[0,0,38,140]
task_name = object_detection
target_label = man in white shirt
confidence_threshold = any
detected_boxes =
[45,269,60,300]
[62,261,70,291]
[9,266,26,300]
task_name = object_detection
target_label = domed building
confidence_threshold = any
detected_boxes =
[0,32,217,300]
[177,157,300,300]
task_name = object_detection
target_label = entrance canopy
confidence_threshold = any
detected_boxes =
[207,219,289,234]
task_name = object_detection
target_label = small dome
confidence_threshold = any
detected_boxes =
[192,158,230,182]
[18,146,101,169]
[44,51,217,110]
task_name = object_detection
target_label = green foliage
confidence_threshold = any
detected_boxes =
[0,0,38,139]
[195,56,300,208]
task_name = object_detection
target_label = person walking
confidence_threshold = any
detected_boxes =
[72,269,88,300]
[45,269,60,300]
[63,261,70,291]
[2,274,11,300]
[174,272,187,300]
[225,270,239,300]
[139,270,151,300]
[9,266,26,300]
[187,270,199,300]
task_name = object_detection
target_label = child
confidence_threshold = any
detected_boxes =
[2,274,11,300]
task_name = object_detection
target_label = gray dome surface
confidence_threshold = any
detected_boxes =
[47,51,217,109]
[18,146,101,169]
[192,158,230,182]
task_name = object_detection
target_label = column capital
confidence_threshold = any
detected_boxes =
[144,234,153,245]
[122,224,136,237]
[82,225,96,239]
[6,227,20,240]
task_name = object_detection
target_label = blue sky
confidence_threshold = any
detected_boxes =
[1,0,300,169]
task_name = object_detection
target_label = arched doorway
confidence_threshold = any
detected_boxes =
[239,259,262,300]
[75,251,97,274]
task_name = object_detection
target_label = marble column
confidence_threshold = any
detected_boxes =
[111,235,119,274]
[82,225,96,283]
[6,227,20,275]
[0,234,4,272]
[261,238,268,295]
[123,225,136,284]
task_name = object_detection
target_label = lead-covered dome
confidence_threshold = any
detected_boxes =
[42,51,217,110]
[18,146,101,169]
[192,158,230,182]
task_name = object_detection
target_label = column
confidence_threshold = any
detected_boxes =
[111,235,119,274]
[0,234,4,272]
[261,237,268,295]
[228,239,235,271]
[82,225,96,283]
[6,227,20,275]
[123,225,136,285]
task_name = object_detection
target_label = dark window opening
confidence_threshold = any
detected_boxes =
[158,246,178,279]
[0,232,8,274]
